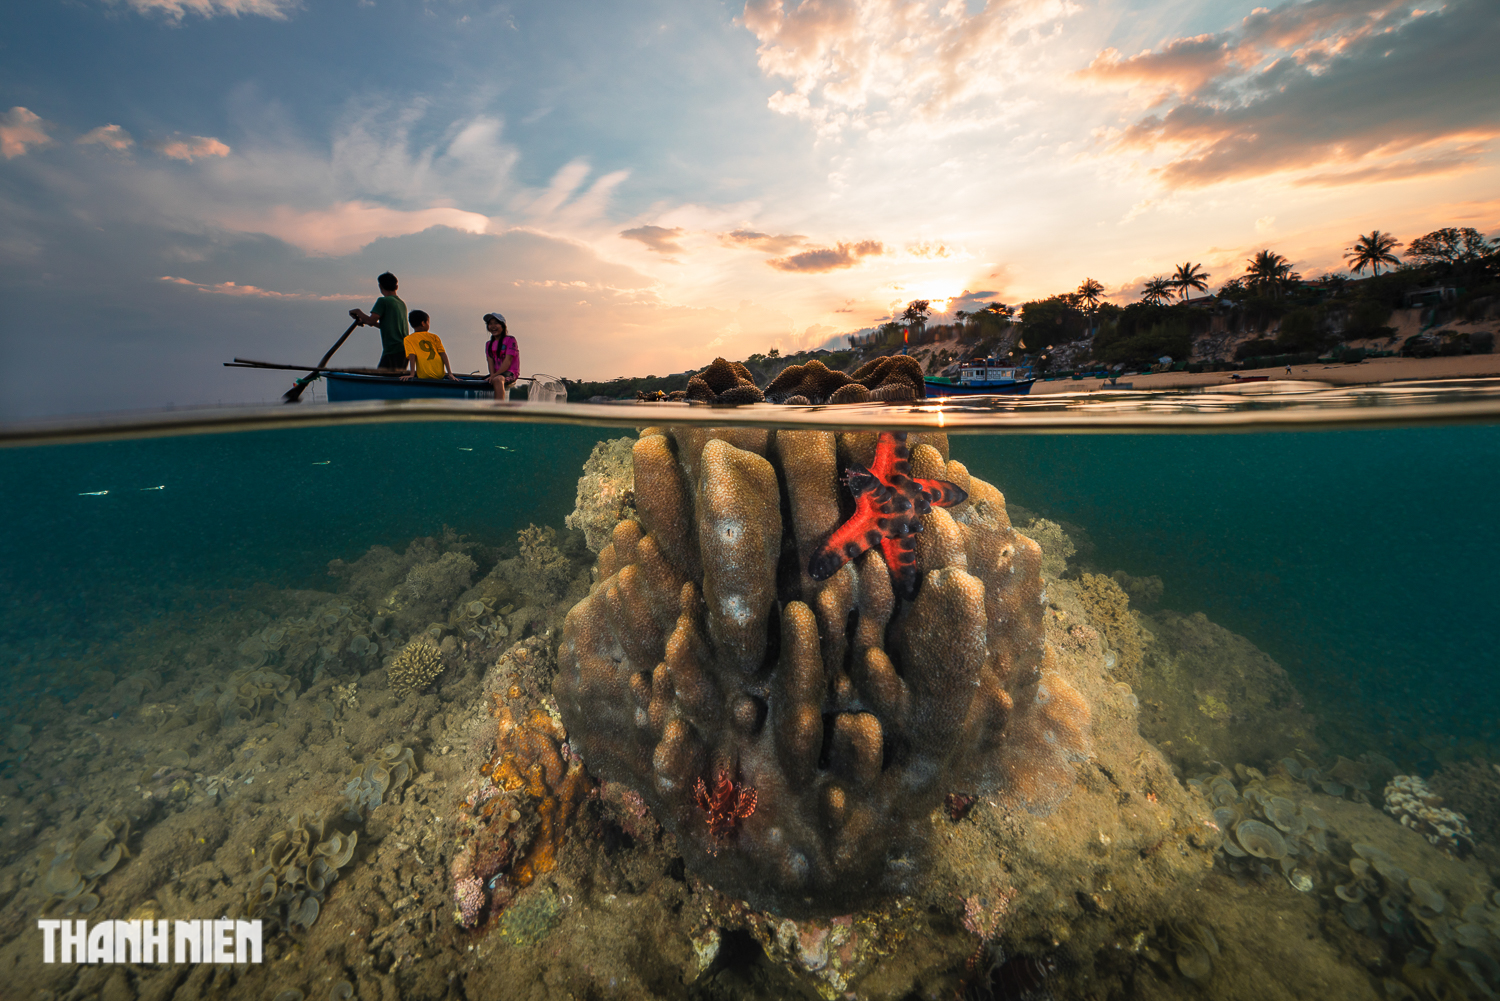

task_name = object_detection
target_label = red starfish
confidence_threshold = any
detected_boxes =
[808,431,967,598]
[693,768,757,853]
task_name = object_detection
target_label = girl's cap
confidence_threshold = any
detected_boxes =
[483,312,506,325]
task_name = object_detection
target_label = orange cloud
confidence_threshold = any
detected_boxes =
[620,225,686,255]
[768,240,885,273]
[161,135,231,161]
[1077,35,1240,96]
[160,276,362,300]
[1098,0,1500,188]
[0,107,52,159]
[77,124,134,151]
[720,228,805,253]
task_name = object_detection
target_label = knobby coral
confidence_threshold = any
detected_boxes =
[686,358,765,405]
[555,426,1092,915]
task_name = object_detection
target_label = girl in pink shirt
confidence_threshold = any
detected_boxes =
[483,312,519,401]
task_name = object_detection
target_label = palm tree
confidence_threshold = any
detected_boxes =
[1076,278,1105,337]
[1172,262,1211,301]
[1076,278,1104,311]
[1344,231,1401,275]
[1141,276,1175,306]
[1244,250,1297,298]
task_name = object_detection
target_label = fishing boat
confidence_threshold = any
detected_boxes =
[923,358,1035,397]
[322,371,496,401]
[225,358,568,403]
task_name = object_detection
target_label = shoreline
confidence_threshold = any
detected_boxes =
[1027,353,1500,394]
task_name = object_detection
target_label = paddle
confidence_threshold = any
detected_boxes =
[283,320,360,403]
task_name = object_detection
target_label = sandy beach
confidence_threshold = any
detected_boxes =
[1029,352,1500,394]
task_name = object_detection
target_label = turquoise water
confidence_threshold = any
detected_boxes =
[970,428,1500,763]
[3,401,1499,1001]
[7,420,1494,757]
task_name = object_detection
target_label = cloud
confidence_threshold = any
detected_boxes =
[160,135,232,161]
[946,289,1005,313]
[77,124,135,151]
[219,202,491,256]
[720,228,805,253]
[1292,150,1484,186]
[905,241,962,259]
[1091,0,1500,188]
[620,225,687,255]
[740,0,1078,136]
[1077,35,1241,97]
[1,107,53,159]
[160,276,363,299]
[767,239,885,273]
[114,0,300,21]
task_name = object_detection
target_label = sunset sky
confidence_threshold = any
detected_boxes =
[2,0,1497,416]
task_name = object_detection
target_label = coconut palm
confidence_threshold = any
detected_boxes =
[1076,278,1105,311]
[1244,250,1297,298]
[1140,276,1176,306]
[1344,231,1401,275]
[1172,262,1211,301]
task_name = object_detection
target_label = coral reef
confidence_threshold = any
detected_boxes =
[516,524,577,598]
[1074,572,1142,677]
[483,703,590,886]
[1385,775,1474,855]
[341,743,416,819]
[388,639,446,698]
[403,551,477,605]
[555,426,1092,914]
[1130,609,1321,773]
[44,817,131,914]
[1019,518,1076,579]
[1112,569,1164,607]
[242,812,357,932]
[848,355,926,401]
[564,437,637,552]
[687,358,765,405]
[763,359,857,404]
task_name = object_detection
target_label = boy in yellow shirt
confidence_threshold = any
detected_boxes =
[400,311,455,381]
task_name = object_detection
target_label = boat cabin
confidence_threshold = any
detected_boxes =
[958,358,1026,384]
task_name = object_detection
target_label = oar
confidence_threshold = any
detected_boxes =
[283,320,360,403]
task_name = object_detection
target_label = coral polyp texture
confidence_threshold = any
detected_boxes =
[554,426,1092,915]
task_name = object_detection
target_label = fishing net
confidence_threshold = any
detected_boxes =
[527,374,568,405]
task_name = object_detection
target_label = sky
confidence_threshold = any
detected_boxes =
[2,0,1497,417]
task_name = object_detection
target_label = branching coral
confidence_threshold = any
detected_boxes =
[1075,573,1143,678]
[555,426,1092,915]
[388,640,446,698]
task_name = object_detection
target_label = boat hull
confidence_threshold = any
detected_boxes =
[324,372,496,402]
[923,378,1035,397]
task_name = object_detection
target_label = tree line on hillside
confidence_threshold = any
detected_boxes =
[936,225,1500,369]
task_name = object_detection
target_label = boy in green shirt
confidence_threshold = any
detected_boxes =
[400,311,455,381]
[349,271,409,369]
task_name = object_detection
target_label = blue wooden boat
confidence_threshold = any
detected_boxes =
[324,371,497,402]
[923,359,1035,397]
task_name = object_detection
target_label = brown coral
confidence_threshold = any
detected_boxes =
[388,639,445,697]
[763,359,855,404]
[686,358,765,405]
[555,426,1091,915]
[1074,573,1143,679]
[849,355,926,401]
[483,704,590,886]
